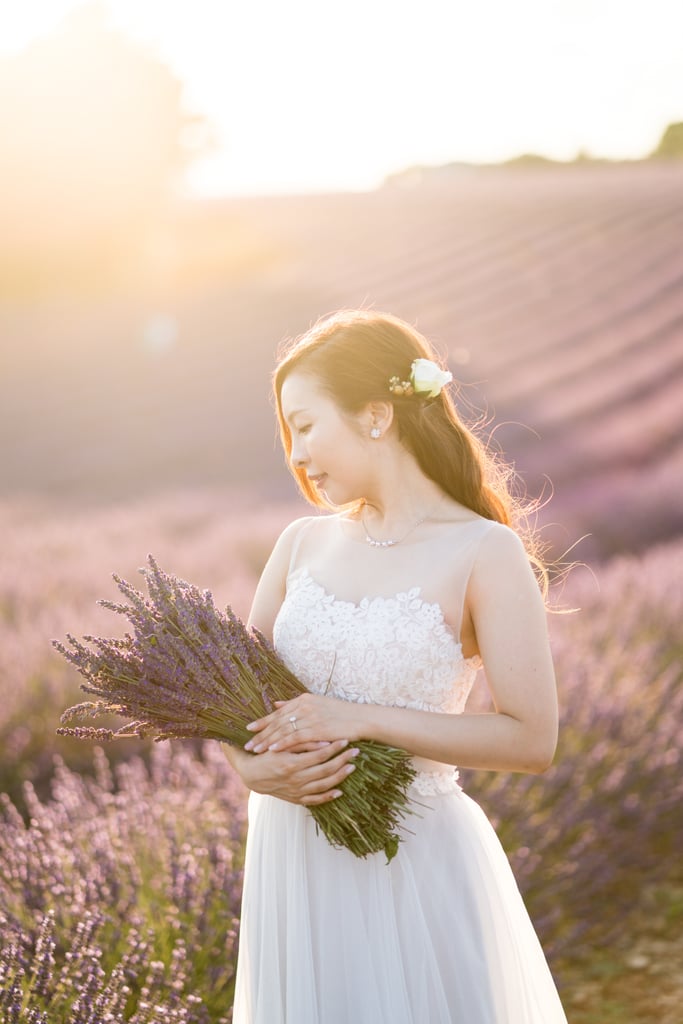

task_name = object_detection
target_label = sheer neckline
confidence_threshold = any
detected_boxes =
[286,566,482,667]
[333,509,487,547]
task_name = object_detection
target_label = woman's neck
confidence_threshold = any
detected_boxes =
[359,449,446,534]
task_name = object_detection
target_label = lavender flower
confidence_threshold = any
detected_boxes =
[0,745,243,1022]
[3,495,683,1013]
[55,555,417,860]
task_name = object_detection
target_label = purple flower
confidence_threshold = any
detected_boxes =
[55,555,417,861]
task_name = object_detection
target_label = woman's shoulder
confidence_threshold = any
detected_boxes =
[277,512,341,539]
[465,518,539,596]
[277,514,319,540]
[438,513,528,582]
[272,512,339,562]
[248,515,325,632]
[272,515,317,556]
[462,517,529,561]
[442,511,521,553]
[472,517,524,547]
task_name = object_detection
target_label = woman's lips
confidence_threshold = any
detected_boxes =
[308,474,327,487]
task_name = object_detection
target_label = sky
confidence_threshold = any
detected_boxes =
[3,0,683,196]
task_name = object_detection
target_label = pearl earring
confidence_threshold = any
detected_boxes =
[370,427,381,439]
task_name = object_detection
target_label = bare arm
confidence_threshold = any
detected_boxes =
[246,525,559,775]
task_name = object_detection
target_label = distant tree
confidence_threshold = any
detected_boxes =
[651,122,683,158]
[0,2,211,291]
[501,153,559,168]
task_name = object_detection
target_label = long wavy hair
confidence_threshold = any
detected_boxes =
[273,309,544,571]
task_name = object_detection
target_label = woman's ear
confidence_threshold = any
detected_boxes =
[364,400,394,439]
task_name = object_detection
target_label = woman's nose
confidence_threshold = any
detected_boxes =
[291,442,308,467]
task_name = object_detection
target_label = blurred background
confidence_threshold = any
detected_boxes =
[1,0,682,559]
[1,3,682,1022]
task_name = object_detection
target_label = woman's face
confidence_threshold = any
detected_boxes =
[280,371,370,504]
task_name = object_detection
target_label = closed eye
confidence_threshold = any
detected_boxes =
[297,424,312,435]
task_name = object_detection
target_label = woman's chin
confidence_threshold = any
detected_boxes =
[316,481,344,505]
[312,475,362,507]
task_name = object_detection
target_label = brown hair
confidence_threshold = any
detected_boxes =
[274,309,543,566]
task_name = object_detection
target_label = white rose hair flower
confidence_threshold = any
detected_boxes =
[388,358,453,399]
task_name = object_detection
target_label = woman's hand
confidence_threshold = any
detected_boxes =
[231,739,359,806]
[244,693,362,753]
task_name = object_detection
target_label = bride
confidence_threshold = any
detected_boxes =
[225,310,568,1023]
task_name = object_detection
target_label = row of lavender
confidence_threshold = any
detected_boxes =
[1,745,246,1023]
[1,493,681,1019]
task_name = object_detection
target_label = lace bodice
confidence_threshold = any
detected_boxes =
[273,567,483,795]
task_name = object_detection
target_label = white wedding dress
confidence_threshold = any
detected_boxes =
[232,519,568,1023]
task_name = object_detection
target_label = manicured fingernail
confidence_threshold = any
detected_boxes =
[268,743,279,751]
[244,741,254,751]
[349,748,360,757]
[252,744,265,753]
[246,722,257,731]
[345,764,356,775]
[332,790,343,799]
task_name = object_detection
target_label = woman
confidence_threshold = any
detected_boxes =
[227,310,568,1023]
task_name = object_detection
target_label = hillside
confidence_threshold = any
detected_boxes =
[2,163,682,558]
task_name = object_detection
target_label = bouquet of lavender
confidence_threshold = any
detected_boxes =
[54,555,416,861]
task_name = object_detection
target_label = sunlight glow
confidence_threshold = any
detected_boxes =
[3,0,683,195]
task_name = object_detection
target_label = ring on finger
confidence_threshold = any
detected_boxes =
[289,715,298,732]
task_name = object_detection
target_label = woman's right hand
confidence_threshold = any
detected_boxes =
[229,739,358,806]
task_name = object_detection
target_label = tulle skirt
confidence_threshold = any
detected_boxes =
[232,782,568,1023]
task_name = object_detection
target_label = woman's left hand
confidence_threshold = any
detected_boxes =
[244,693,362,753]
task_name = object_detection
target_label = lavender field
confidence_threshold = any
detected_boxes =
[1,490,682,1021]
[2,164,683,1021]
[3,164,683,560]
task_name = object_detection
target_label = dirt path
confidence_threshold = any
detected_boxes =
[561,885,683,1023]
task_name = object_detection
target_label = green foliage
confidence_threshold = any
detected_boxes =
[652,122,683,158]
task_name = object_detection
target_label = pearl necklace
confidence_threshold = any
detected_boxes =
[361,502,439,548]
